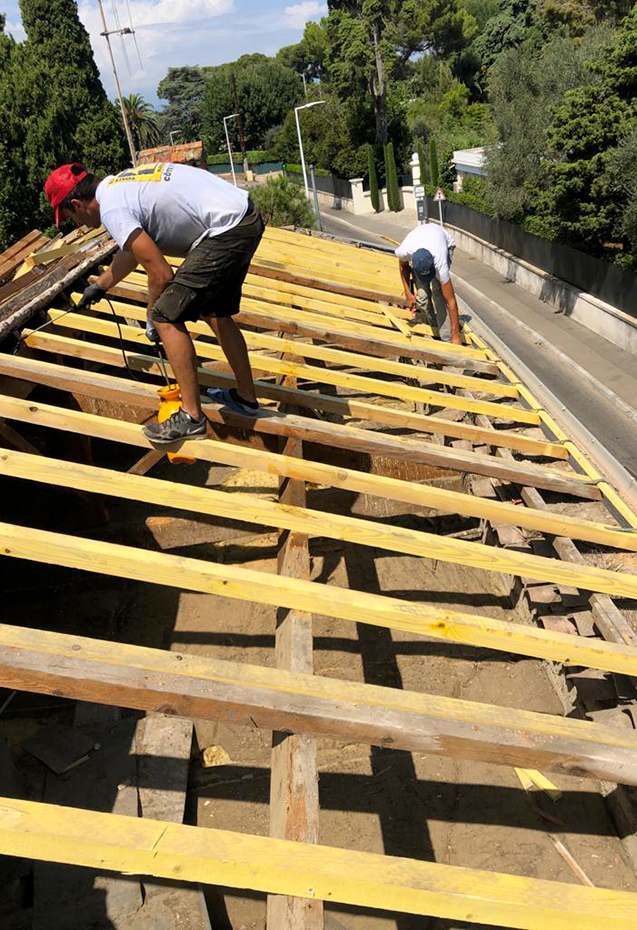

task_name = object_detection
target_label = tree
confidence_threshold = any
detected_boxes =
[18,0,127,178]
[124,94,161,151]
[250,175,315,227]
[273,88,368,179]
[0,0,126,246]
[429,137,439,186]
[522,12,637,256]
[201,55,303,153]
[325,1,476,145]
[0,15,23,249]
[156,66,210,143]
[384,140,401,211]
[277,20,328,80]
[472,0,547,70]
[417,139,428,184]
[368,143,380,210]
[486,25,614,221]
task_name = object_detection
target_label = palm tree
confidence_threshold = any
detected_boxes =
[123,93,161,151]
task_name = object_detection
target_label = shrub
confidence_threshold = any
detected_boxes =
[250,175,315,228]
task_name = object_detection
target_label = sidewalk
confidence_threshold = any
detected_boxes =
[319,204,637,478]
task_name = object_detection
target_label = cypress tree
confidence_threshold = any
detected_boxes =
[368,144,380,213]
[417,140,428,185]
[384,141,401,213]
[17,0,127,216]
[429,137,439,188]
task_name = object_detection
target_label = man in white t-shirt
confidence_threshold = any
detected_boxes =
[45,161,264,443]
[395,222,461,345]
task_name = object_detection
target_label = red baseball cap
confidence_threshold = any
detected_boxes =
[44,163,88,225]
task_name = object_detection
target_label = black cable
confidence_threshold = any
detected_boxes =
[105,296,145,383]
[13,294,163,387]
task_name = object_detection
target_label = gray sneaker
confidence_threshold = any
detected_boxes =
[206,387,259,416]
[143,408,207,444]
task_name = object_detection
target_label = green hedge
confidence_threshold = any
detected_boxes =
[284,163,332,177]
[207,150,276,165]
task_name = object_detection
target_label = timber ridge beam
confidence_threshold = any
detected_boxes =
[1,622,637,782]
[4,519,637,674]
[1,447,636,599]
[1,797,637,929]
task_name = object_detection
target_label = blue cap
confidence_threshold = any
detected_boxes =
[412,248,435,280]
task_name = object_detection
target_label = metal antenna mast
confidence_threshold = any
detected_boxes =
[96,0,137,166]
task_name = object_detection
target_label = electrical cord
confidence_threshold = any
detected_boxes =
[13,293,168,387]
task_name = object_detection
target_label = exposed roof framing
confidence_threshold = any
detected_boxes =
[1,223,637,928]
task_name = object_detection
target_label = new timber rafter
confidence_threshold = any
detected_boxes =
[1,448,635,599]
[1,797,637,929]
[0,379,600,498]
[0,393,620,548]
[24,328,565,459]
[3,520,637,673]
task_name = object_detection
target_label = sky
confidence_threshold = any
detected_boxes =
[2,0,327,106]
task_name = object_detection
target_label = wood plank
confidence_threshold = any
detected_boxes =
[0,394,616,550]
[3,520,637,673]
[2,447,635,599]
[267,378,323,928]
[58,306,512,419]
[28,330,559,459]
[0,237,116,341]
[0,362,598,497]
[101,278,498,373]
[83,296,515,398]
[0,231,46,281]
[2,623,637,782]
[2,796,637,928]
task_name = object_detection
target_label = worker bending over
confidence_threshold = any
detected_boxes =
[395,221,461,345]
[45,161,264,443]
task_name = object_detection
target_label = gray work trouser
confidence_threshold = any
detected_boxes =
[413,272,450,340]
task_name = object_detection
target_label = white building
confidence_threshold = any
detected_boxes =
[452,146,487,192]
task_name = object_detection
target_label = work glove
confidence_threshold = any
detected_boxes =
[77,282,106,309]
[146,319,160,344]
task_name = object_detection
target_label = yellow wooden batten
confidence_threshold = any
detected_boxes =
[1,797,636,928]
[2,447,633,599]
[3,519,637,673]
[2,392,621,553]
[78,295,517,398]
[464,323,637,530]
[50,308,537,423]
[26,329,560,458]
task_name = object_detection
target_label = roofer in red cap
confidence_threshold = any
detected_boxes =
[44,161,264,443]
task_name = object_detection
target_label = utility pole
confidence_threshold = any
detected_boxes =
[96,0,137,166]
[231,72,249,176]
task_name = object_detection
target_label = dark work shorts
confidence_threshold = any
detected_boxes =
[151,201,264,325]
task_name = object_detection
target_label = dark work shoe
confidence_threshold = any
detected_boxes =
[142,409,207,444]
[206,387,259,416]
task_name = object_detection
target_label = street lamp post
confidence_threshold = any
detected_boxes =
[294,101,325,199]
[223,114,239,187]
[169,130,181,146]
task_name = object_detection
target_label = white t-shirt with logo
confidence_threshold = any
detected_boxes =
[395,223,456,285]
[96,162,249,257]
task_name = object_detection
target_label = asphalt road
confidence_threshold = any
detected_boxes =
[321,210,637,483]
